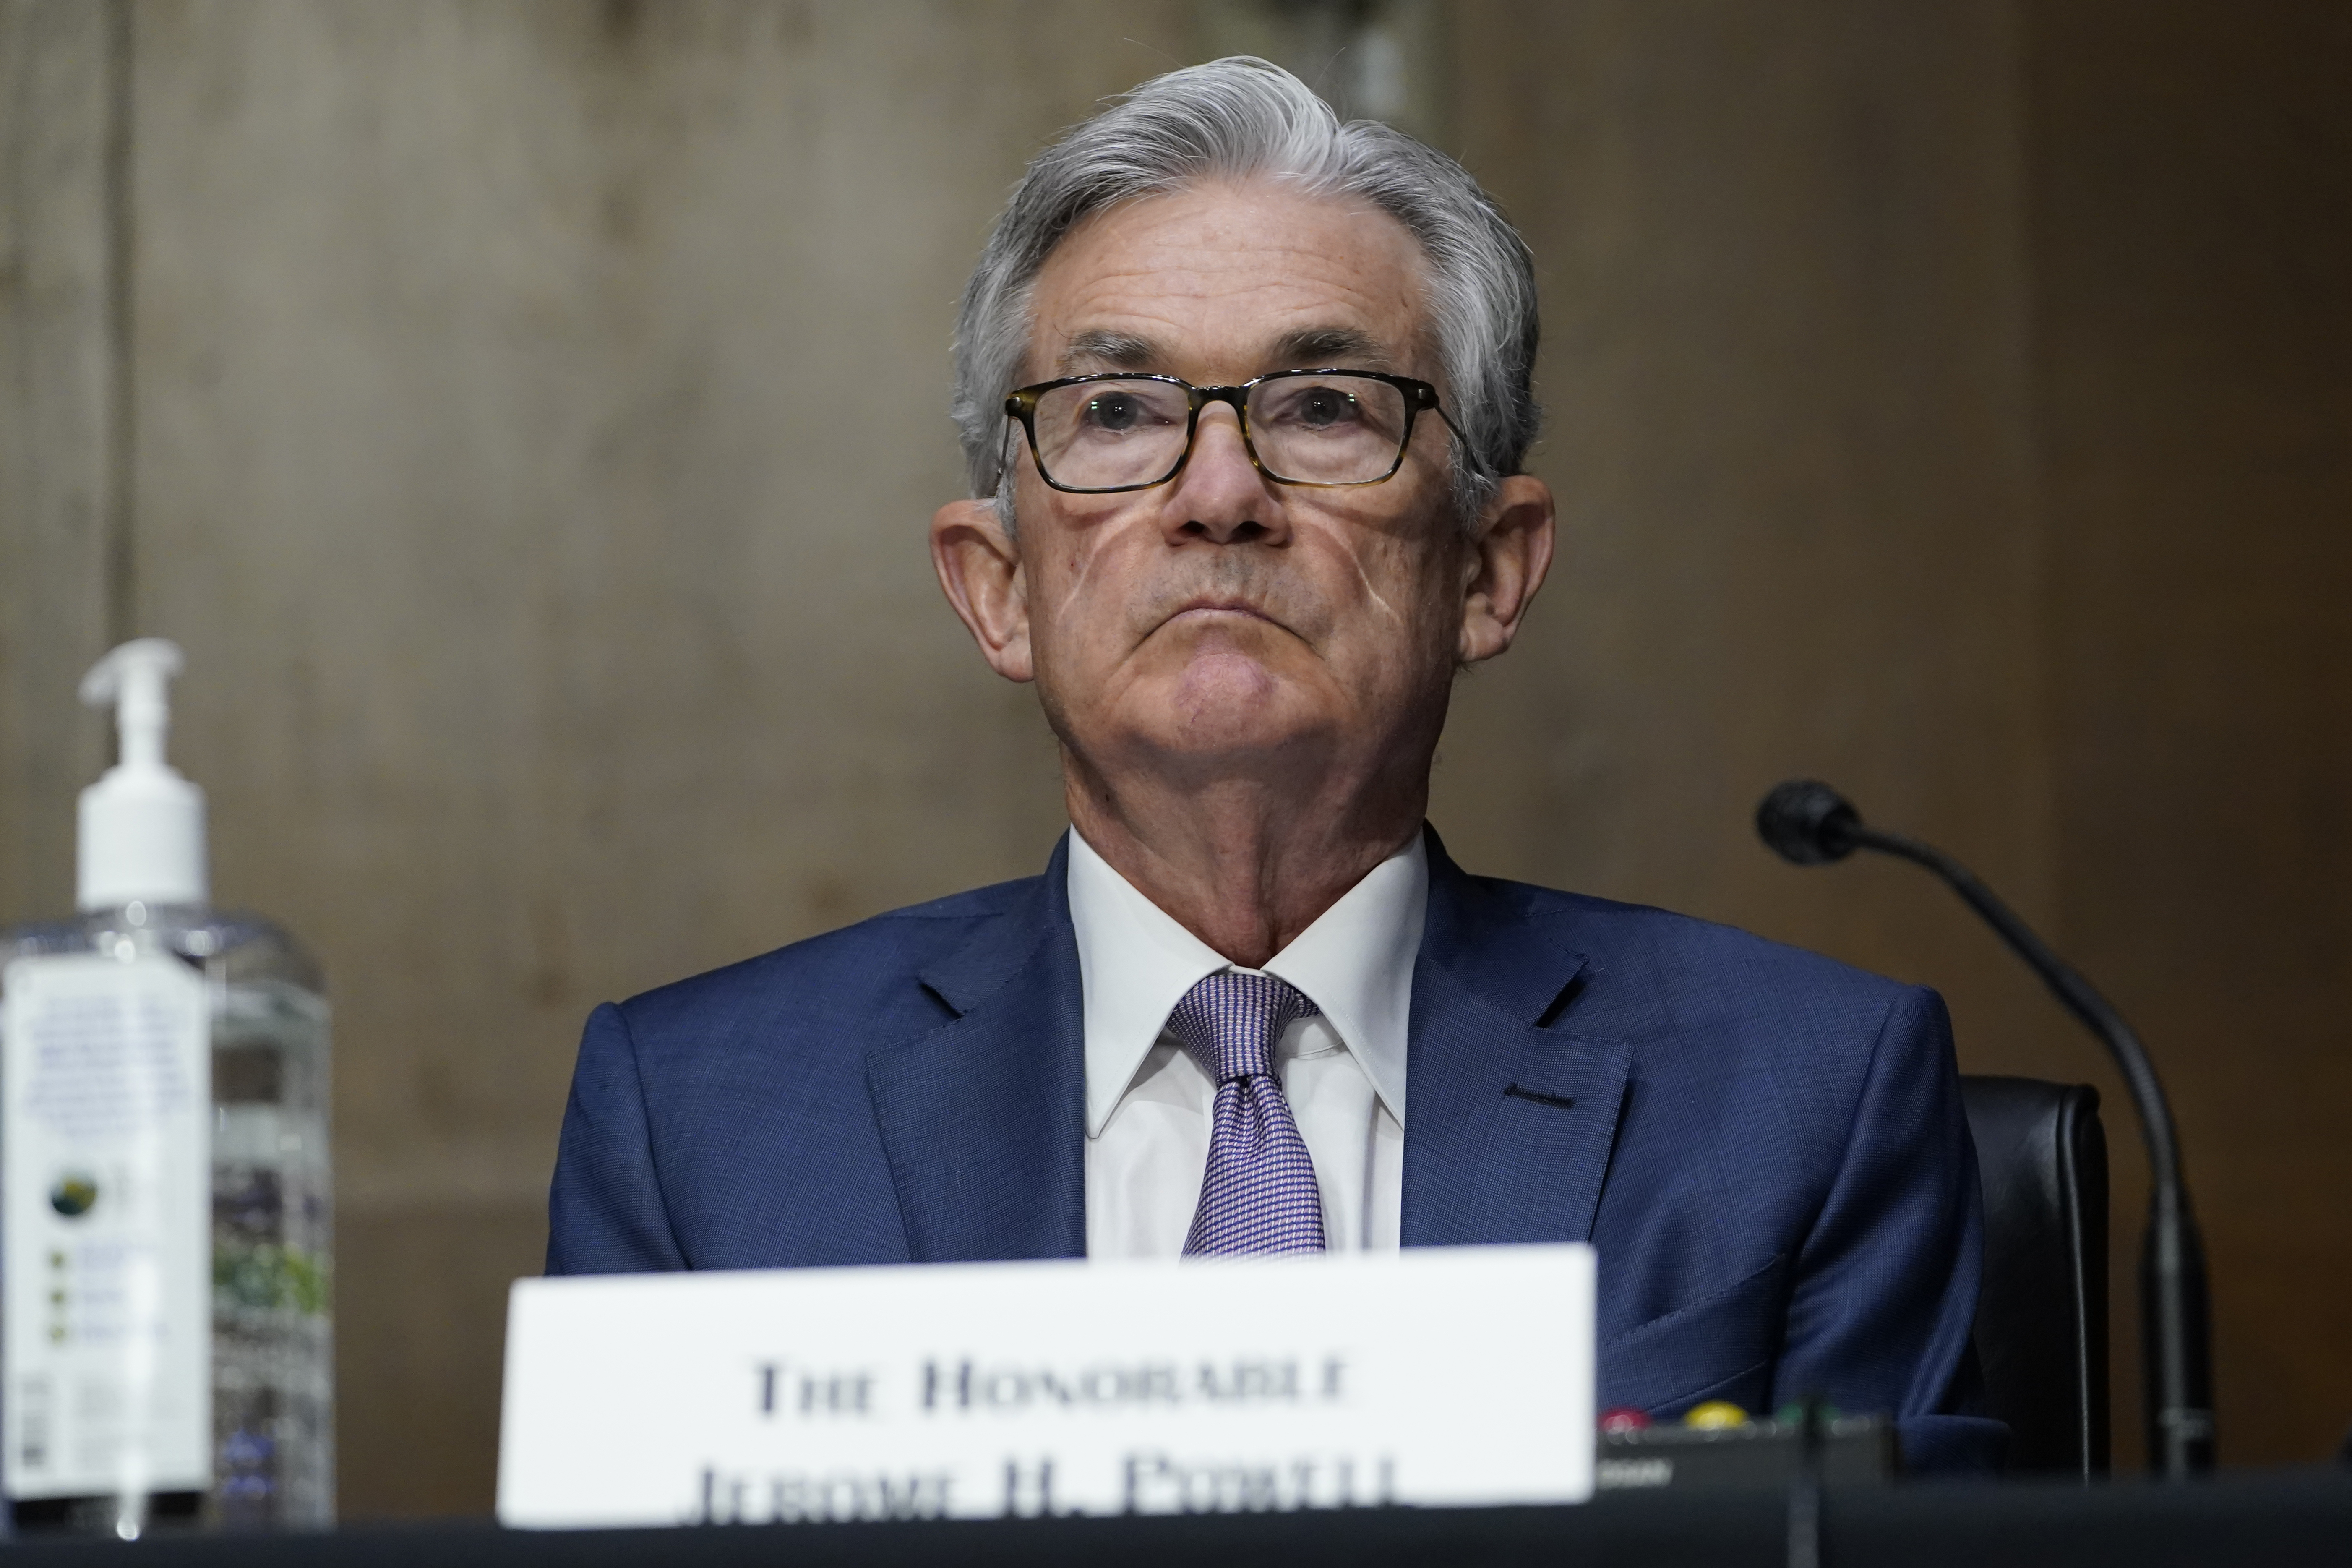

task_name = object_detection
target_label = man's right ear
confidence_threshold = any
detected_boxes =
[930,497,1035,683]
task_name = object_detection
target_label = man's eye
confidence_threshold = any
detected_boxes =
[1291,389,1363,427]
[1084,394,1149,431]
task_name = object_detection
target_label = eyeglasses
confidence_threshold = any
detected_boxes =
[1003,369,1466,494]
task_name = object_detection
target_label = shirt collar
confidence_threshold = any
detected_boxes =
[1064,827,1426,1138]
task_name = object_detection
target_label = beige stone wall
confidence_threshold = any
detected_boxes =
[2025,0,2352,1472]
[3,0,2346,1513]
[1,0,120,925]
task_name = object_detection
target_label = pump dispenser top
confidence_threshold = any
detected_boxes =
[76,637,208,911]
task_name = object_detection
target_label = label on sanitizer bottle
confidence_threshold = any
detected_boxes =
[2,953,211,1500]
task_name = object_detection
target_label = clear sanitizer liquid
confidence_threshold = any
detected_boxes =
[0,907,334,1533]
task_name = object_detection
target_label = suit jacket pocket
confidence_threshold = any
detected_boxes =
[1598,1252,1789,1416]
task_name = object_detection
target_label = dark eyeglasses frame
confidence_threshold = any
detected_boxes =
[1002,368,1471,495]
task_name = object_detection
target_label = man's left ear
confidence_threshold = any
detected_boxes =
[1457,474,1557,665]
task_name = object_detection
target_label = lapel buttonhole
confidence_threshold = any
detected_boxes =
[1503,1083,1576,1112]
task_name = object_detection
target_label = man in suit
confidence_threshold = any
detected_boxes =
[549,57,2000,1469]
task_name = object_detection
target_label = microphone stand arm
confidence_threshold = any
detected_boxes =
[1849,824,2215,1477]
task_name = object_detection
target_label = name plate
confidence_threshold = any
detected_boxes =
[497,1245,1594,1528]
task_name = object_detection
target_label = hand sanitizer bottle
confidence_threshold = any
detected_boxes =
[0,640,334,1535]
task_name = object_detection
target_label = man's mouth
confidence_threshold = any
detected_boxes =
[1165,598,1278,627]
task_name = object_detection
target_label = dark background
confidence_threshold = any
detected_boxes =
[3,0,2346,1516]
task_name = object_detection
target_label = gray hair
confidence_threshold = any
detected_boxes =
[950,56,1539,529]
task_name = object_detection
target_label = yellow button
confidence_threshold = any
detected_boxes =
[1683,1401,1750,1430]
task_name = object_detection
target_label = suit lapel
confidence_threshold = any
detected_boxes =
[1402,831,1632,1247]
[865,838,1088,1262]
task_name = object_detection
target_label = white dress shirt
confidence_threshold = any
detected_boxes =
[1066,828,1424,1258]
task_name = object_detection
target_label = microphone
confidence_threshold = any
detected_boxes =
[1756,779,2215,1478]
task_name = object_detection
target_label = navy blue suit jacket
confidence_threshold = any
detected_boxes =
[548,830,2001,1469]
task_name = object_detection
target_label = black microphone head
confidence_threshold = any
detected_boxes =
[1757,779,1863,865]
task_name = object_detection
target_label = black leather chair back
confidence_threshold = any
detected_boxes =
[1961,1075,2110,1475]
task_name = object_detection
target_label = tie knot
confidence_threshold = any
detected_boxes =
[1166,971,1319,1085]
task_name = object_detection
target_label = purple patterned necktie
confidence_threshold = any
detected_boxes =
[1168,971,1326,1256]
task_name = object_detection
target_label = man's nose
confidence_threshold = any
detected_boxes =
[1163,404,1286,546]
